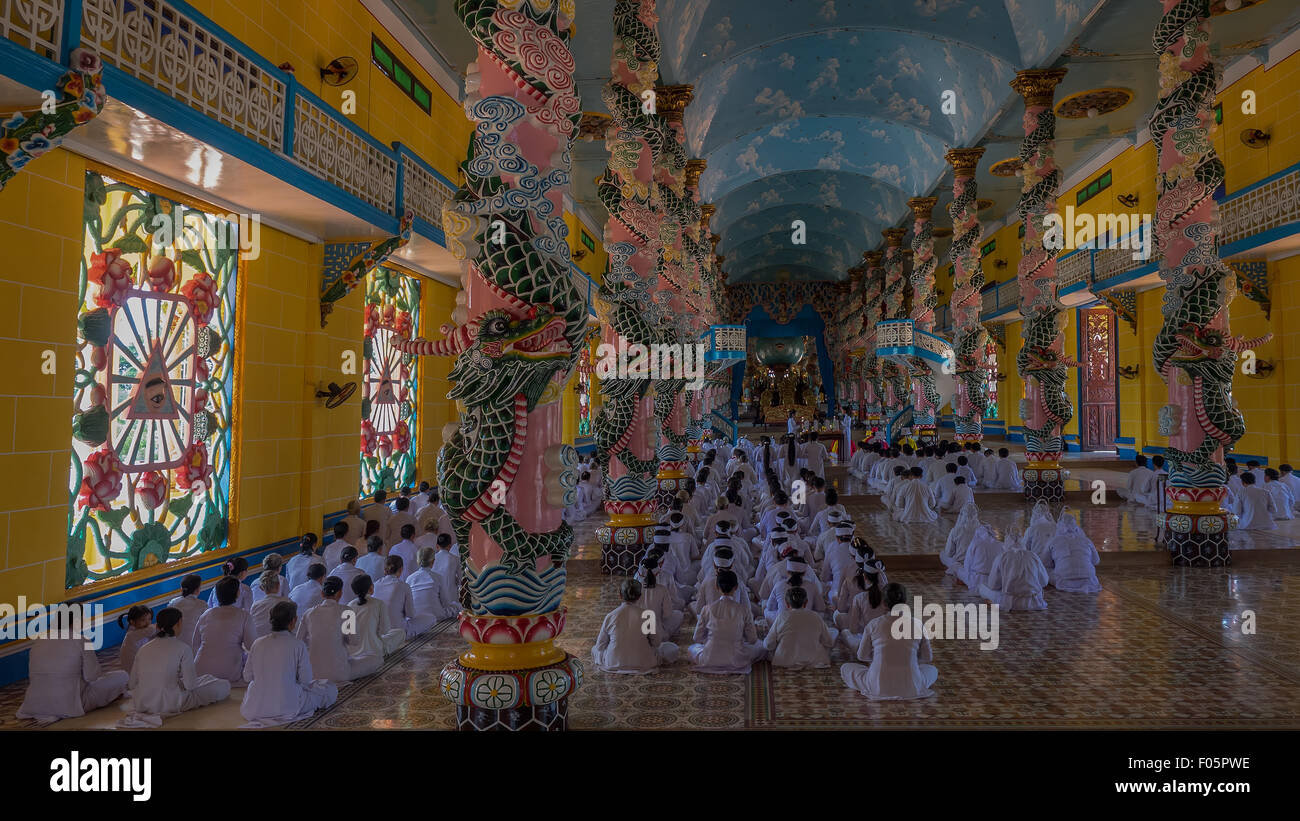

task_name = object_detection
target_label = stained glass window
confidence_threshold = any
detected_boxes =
[576,348,592,436]
[67,172,238,587]
[360,266,420,495]
[983,338,999,419]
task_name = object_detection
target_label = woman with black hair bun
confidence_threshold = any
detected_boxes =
[206,556,252,612]
[117,604,153,674]
[125,607,231,723]
[194,576,257,685]
[295,577,382,683]
[592,579,679,674]
[240,601,338,727]
[841,582,938,701]
[286,533,324,590]
[167,574,208,649]
[346,574,405,658]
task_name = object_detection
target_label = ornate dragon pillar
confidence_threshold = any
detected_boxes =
[908,197,941,444]
[399,0,585,730]
[862,251,885,434]
[1011,69,1074,503]
[593,0,666,574]
[881,229,909,418]
[1150,0,1270,566]
[946,147,989,445]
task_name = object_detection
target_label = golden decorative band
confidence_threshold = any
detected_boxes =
[607,512,656,526]
[1010,68,1068,107]
[1170,500,1225,515]
[460,638,566,671]
[945,146,986,177]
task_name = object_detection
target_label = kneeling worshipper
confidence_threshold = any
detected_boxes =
[592,578,679,674]
[840,582,938,701]
[407,546,459,623]
[689,570,767,674]
[980,531,1049,611]
[1264,469,1296,521]
[375,555,437,639]
[1233,472,1277,531]
[296,577,382,684]
[942,476,974,514]
[810,488,848,540]
[894,466,939,523]
[16,615,129,724]
[958,522,1004,592]
[932,463,960,511]
[693,548,761,619]
[1020,500,1058,567]
[240,601,338,727]
[939,500,981,576]
[347,575,406,658]
[1046,512,1103,593]
[819,520,860,602]
[635,555,685,639]
[881,465,908,510]
[762,560,827,623]
[194,576,258,685]
[118,607,231,728]
[763,586,834,669]
[986,448,1024,491]
[1116,454,1158,507]
[834,564,888,652]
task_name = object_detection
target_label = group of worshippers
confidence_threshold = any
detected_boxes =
[940,499,1102,610]
[1119,454,1300,532]
[16,485,463,727]
[844,440,1023,522]
[564,455,606,522]
[589,434,944,701]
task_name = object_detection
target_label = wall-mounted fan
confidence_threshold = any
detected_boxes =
[315,381,357,409]
[321,57,359,86]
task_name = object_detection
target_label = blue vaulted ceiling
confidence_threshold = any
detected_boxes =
[388,0,1300,283]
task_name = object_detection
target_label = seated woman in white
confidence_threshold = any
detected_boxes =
[206,557,252,612]
[290,563,327,614]
[323,522,351,572]
[194,576,257,685]
[841,582,938,701]
[940,501,981,576]
[117,604,154,677]
[592,578,679,674]
[763,586,833,669]
[375,554,437,639]
[285,533,324,591]
[407,546,459,622]
[126,607,231,721]
[1020,500,1058,567]
[167,574,209,650]
[250,570,294,640]
[295,576,382,683]
[893,467,939,523]
[635,555,684,639]
[958,523,1004,592]
[356,534,387,582]
[689,570,766,674]
[240,600,338,727]
[762,563,826,623]
[834,566,888,651]
[1116,455,1157,507]
[328,545,365,598]
[251,553,290,603]
[980,531,1049,611]
[941,476,975,514]
[17,617,129,724]
[1264,470,1296,521]
[693,549,760,619]
[347,574,405,657]
[1046,512,1102,593]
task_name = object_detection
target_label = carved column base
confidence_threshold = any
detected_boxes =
[440,611,582,731]
[596,512,656,575]
[656,463,688,509]
[1023,459,1064,502]
[1158,497,1232,567]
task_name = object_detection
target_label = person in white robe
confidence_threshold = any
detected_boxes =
[955,456,978,488]
[363,490,392,540]
[958,523,1004,592]
[296,578,382,683]
[125,608,230,723]
[804,432,829,479]
[636,556,685,638]
[328,545,365,598]
[1046,512,1102,592]
[1020,499,1059,566]
[763,586,833,669]
[819,520,859,603]
[841,582,937,700]
[762,560,826,623]
[940,500,981,576]
[290,564,327,615]
[1279,464,1300,511]
[285,534,324,591]
[17,628,129,724]
[167,574,209,650]
[340,500,368,544]
[375,555,436,639]
[787,411,797,436]
[387,528,420,581]
[408,546,459,621]
[385,497,418,546]
[813,508,850,560]
[431,534,461,600]
[239,601,338,727]
[1235,473,1277,531]
[932,463,959,510]
[1264,469,1295,521]
[593,579,679,674]
[942,477,974,514]
[250,572,293,640]
[207,558,253,612]
[1117,455,1158,507]
[980,530,1049,611]
[356,536,387,581]
[842,412,854,464]
[250,554,289,603]
[324,523,351,572]
[346,575,405,657]
[881,465,908,510]
[811,490,848,540]
[117,605,153,676]
[986,449,1023,491]
[194,576,257,685]
[834,566,888,651]
[893,468,939,523]
[689,570,767,674]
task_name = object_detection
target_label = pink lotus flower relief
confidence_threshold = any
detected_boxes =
[181,272,218,326]
[393,420,411,452]
[147,256,177,292]
[78,447,123,511]
[376,435,393,460]
[360,419,377,456]
[363,304,381,338]
[395,310,413,338]
[71,48,102,75]
[176,442,212,490]
[87,248,134,308]
[135,471,168,510]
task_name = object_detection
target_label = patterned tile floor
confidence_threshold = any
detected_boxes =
[4,500,1300,730]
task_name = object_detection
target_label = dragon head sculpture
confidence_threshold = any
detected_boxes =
[448,306,573,411]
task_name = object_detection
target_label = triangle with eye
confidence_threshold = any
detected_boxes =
[127,341,179,420]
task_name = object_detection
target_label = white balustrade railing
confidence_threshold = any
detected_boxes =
[2,0,62,57]
[293,93,396,215]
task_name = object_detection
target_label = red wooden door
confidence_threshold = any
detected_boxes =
[1080,307,1117,451]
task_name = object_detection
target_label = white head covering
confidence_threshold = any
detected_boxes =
[652,531,671,546]
[1029,499,1053,528]
[785,558,809,575]
[713,553,734,569]
[714,520,731,534]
